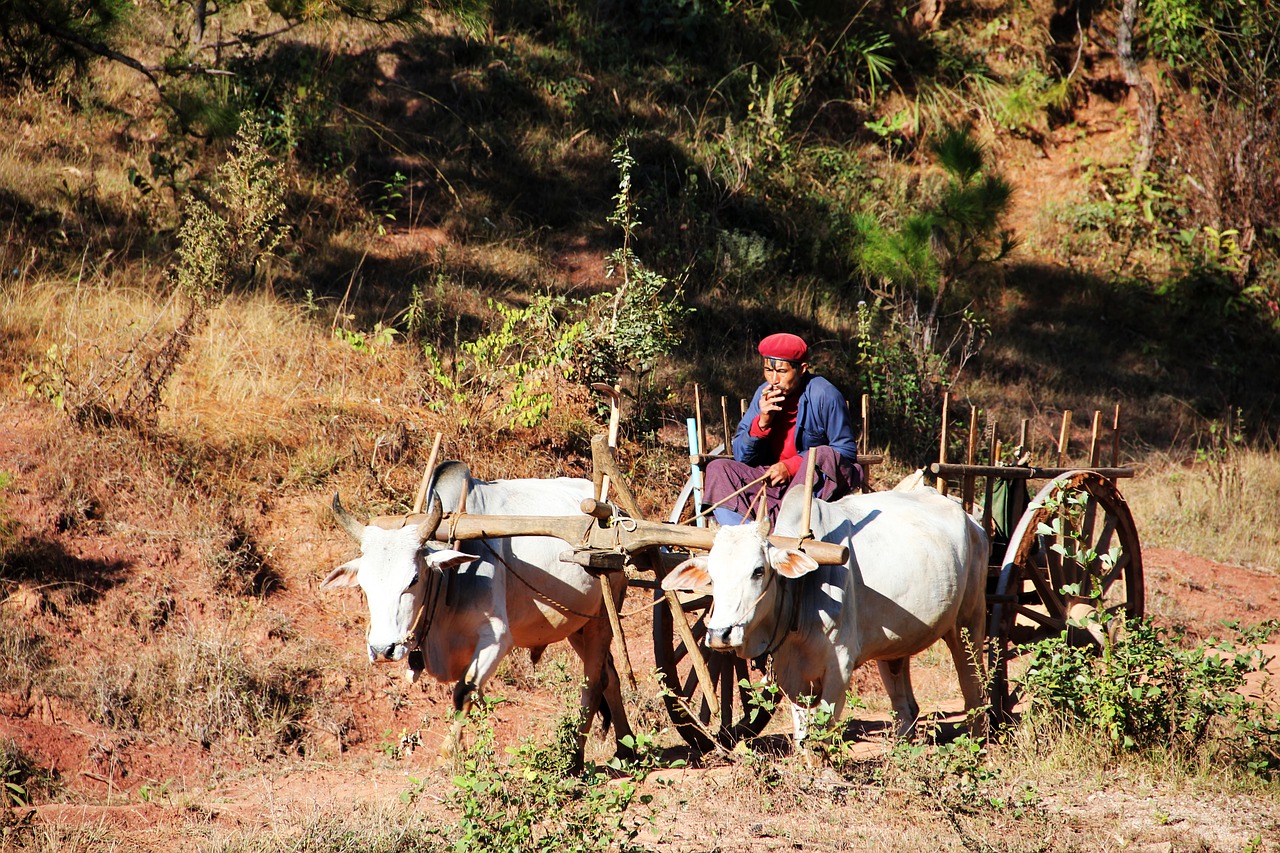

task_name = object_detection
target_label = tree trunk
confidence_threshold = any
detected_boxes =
[1116,0,1158,181]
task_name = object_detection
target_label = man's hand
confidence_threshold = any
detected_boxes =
[765,460,792,487]
[757,384,786,430]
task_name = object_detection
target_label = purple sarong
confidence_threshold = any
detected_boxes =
[701,446,861,525]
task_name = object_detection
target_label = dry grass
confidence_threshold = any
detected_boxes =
[1128,447,1280,571]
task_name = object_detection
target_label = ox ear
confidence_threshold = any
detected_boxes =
[661,557,711,593]
[321,560,361,589]
[768,548,819,580]
[426,548,478,571]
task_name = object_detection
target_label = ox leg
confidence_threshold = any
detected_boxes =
[437,619,513,763]
[567,621,634,771]
[876,657,920,739]
[942,622,988,740]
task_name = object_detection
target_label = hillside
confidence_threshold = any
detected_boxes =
[2,0,1280,850]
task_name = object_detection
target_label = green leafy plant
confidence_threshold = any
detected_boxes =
[424,295,586,430]
[578,138,691,417]
[431,707,656,852]
[1020,615,1278,771]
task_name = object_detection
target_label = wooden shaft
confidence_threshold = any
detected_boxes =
[861,393,870,450]
[412,432,444,514]
[1019,418,1029,458]
[600,574,635,690]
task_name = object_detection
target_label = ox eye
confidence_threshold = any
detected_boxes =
[407,572,420,588]
[751,566,765,580]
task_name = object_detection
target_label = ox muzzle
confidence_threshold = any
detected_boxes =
[368,640,410,663]
[705,623,746,652]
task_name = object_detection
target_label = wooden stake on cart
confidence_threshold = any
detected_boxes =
[962,406,979,512]
[982,417,998,543]
[937,391,950,495]
[591,384,635,690]
[861,394,872,492]
[1088,410,1103,467]
[721,396,731,453]
[1019,418,1029,460]
[1111,404,1122,468]
[694,383,705,455]
[1057,410,1073,467]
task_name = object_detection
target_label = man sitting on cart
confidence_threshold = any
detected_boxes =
[703,332,861,526]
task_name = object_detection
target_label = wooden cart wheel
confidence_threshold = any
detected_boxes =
[988,471,1144,725]
[651,580,776,751]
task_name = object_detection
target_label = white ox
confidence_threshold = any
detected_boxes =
[322,461,633,764]
[662,476,989,744]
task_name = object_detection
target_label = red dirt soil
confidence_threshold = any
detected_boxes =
[2,395,1278,851]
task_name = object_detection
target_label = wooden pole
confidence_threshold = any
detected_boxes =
[1088,410,1102,467]
[595,384,634,689]
[694,384,705,457]
[963,406,978,512]
[1019,418,1029,460]
[937,391,950,495]
[800,450,817,540]
[1057,410,1073,467]
[721,396,731,454]
[861,393,870,451]
[1111,403,1122,467]
[982,425,998,543]
[599,385,622,503]
[412,432,444,514]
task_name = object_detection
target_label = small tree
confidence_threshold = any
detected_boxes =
[851,125,1012,457]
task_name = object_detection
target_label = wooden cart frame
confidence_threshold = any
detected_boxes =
[409,396,1144,750]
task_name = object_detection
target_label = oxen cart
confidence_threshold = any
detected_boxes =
[330,395,1143,753]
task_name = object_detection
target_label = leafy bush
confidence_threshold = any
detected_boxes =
[427,707,656,853]
[1019,617,1280,774]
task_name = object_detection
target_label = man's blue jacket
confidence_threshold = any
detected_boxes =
[731,374,859,466]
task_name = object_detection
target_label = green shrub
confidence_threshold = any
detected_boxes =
[428,707,656,853]
[1019,617,1280,775]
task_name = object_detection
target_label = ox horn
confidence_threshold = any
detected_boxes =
[331,493,366,542]
[416,494,445,544]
